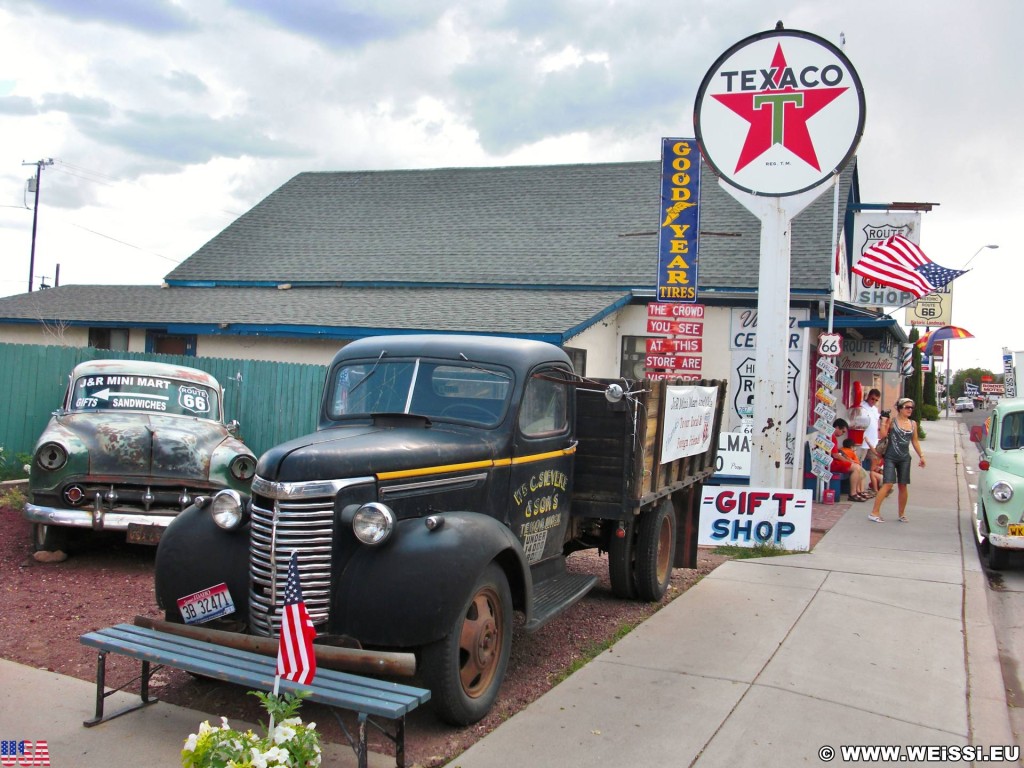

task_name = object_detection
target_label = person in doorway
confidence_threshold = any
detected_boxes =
[831,419,869,501]
[868,398,926,523]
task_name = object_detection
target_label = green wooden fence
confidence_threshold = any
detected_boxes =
[0,343,328,464]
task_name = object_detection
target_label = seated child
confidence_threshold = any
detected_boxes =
[842,438,880,496]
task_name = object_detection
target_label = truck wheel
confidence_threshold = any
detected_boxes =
[423,563,512,726]
[608,520,636,599]
[634,500,676,602]
[32,523,67,553]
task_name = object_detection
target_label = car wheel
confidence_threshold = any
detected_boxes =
[988,540,1010,570]
[422,563,512,726]
[32,523,67,553]
[634,499,676,602]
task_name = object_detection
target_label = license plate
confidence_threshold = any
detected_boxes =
[126,522,163,545]
[177,583,236,625]
[1008,524,1024,537]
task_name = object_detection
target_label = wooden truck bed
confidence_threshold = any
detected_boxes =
[572,378,727,519]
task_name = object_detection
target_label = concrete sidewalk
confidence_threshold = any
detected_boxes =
[0,416,1014,766]
[448,416,1017,766]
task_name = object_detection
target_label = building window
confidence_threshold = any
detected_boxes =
[563,346,587,377]
[620,336,647,379]
[88,328,129,351]
[146,331,197,356]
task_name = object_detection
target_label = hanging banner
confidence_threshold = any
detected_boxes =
[660,385,718,463]
[657,138,701,302]
[851,210,922,308]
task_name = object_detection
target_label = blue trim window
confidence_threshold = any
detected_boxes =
[146,330,197,356]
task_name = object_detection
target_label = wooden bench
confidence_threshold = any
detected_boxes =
[80,623,431,768]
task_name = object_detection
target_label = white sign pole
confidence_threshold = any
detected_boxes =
[720,178,835,487]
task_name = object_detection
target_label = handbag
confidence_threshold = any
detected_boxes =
[874,436,888,457]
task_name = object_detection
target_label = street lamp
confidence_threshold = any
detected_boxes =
[944,243,999,417]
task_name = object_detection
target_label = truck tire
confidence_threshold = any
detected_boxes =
[987,541,1010,571]
[422,563,512,725]
[32,522,68,553]
[608,520,636,599]
[634,500,676,602]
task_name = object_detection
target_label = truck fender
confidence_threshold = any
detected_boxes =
[335,511,531,648]
[154,500,251,623]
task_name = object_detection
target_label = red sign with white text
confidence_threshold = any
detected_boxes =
[647,337,703,354]
[647,319,704,336]
[647,303,706,319]
[646,355,702,371]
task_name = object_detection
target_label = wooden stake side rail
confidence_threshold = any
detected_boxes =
[80,623,430,768]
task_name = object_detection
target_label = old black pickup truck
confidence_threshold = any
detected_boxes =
[155,334,726,724]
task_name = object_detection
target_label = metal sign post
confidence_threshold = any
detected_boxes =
[694,25,865,488]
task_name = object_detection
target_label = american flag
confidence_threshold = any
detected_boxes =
[0,741,49,767]
[852,234,966,298]
[276,551,317,685]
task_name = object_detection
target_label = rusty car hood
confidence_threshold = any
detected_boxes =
[58,412,231,479]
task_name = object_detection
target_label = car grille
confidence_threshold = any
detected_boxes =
[63,481,213,512]
[247,476,374,637]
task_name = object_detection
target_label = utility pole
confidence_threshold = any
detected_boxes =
[22,158,53,293]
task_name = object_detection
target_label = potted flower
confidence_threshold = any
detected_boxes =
[182,691,321,768]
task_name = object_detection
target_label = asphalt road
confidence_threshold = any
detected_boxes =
[958,407,1024,747]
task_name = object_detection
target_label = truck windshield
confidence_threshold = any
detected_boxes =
[1000,411,1024,451]
[70,375,221,420]
[328,360,511,426]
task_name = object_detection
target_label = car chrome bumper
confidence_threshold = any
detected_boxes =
[24,502,177,531]
[988,533,1024,550]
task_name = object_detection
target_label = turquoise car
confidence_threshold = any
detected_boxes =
[970,399,1024,569]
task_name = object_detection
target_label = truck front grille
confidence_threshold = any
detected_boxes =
[247,475,374,637]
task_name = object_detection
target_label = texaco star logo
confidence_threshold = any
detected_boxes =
[694,28,865,196]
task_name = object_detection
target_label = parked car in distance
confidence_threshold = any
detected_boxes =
[955,397,975,412]
[970,399,1024,569]
[25,359,257,552]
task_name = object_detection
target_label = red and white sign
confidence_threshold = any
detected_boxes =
[817,333,842,357]
[693,28,865,196]
[647,303,706,319]
[647,337,703,354]
[647,319,704,336]
[646,355,702,371]
[698,486,812,550]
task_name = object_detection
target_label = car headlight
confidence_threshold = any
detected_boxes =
[991,481,1014,503]
[210,489,246,530]
[352,502,396,546]
[229,455,257,482]
[36,442,68,471]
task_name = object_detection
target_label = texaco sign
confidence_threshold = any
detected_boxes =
[694,28,865,196]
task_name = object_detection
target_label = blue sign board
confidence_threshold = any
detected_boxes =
[657,138,701,302]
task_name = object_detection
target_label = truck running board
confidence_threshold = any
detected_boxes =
[524,572,598,633]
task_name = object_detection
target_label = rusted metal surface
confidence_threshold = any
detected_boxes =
[133,615,418,677]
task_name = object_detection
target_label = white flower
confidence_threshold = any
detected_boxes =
[220,716,231,730]
[183,733,198,752]
[262,746,290,765]
[197,720,213,736]
[271,724,296,745]
[248,747,268,768]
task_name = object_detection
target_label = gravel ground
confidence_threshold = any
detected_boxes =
[1,497,843,766]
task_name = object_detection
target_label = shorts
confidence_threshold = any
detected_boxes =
[882,456,911,485]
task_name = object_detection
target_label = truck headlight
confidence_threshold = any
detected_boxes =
[352,502,395,546]
[210,489,246,530]
[992,481,1014,503]
[230,455,257,482]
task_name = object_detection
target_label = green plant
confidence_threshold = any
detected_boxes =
[919,404,939,422]
[182,691,321,768]
[0,447,31,481]
[0,486,26,512]
[712,542,800,559]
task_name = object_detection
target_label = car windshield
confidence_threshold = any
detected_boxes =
[70,374,221,420]
[327,359,511,426]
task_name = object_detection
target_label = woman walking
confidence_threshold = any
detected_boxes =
[868,397,926,523]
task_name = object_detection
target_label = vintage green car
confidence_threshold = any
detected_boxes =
[25,359,257,552]
[970,399,1024,569]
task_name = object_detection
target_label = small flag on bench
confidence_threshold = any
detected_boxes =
[277,551,317,685]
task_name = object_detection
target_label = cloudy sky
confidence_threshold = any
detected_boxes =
[0,0,1020,372]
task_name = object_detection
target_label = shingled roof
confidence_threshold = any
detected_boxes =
[0,158,858,342]
[164,158,857,295]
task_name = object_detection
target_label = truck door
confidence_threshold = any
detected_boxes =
[507,366,575,566]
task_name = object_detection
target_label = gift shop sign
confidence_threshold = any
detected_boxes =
[694,28,865,196]
[698,486,812,550]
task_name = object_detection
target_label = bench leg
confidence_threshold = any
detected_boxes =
[83,653,159,727]
[395,715,406,768]
[357,713,368,768]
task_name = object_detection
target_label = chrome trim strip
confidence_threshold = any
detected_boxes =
[380,472,488,498]
[251,475,374,500]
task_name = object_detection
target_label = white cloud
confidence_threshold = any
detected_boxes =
[0,0,1021,370]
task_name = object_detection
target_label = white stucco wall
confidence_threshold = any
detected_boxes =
[197,335,344,365]
[0,323,89,346]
